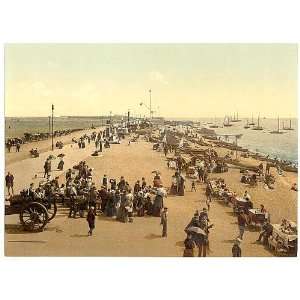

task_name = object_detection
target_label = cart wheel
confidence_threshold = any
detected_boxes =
[43,198,57,221]
[20,202,49,232]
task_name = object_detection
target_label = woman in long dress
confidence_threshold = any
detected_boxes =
[178,175,185,196]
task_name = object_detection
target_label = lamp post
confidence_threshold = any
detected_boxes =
[48,116,51,136]
[51,104,54,151]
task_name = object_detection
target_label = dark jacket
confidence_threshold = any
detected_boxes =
[232,244,242,257]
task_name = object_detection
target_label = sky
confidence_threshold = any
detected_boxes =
[5,44,298,118]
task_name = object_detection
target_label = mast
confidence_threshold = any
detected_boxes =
[290,119,292,129]
[277,116,279,132]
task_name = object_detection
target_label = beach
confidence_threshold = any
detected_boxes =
[4,126,297,257]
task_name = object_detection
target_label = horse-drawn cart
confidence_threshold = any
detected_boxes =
[5,191,57,232]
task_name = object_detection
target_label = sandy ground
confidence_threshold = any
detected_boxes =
[4,130,298,256]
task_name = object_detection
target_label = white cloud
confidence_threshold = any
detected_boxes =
[149,71,168,84]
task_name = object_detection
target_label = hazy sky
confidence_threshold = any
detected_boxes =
[5,44,298,118]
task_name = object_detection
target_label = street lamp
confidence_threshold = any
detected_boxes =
[51,104,54,151]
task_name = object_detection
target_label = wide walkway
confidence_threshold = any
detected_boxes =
[5,136,272,257]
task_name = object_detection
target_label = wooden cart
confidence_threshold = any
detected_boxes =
[5,193,57,232]
[268,222,297,256]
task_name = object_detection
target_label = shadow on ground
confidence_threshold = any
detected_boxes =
[144,233,162,240]
[5,224,33,235]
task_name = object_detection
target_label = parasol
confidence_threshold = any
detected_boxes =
[152,170,161,175]
[48,154,56,160]
[57,153,65,158]
[186,226,206,236]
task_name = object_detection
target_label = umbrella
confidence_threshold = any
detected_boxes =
[186,226,206,236]
[152,170,161,175]
[57,153,65,158]
[48,154,56,160]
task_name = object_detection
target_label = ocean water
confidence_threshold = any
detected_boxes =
[5,117,107,138]
[169,117,298,164]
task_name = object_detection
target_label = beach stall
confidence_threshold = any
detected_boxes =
[248,208,269,227]
[268,221,297,256]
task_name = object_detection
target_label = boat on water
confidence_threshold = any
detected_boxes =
[248,114,255,126]
[270,117,285,134]
[223,116,233,127]
[231,112,241,122]
[252,115,263,130]
[283,119,294,131]
[244,119,250,129]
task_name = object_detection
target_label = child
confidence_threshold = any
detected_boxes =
[191,180,196,192]
[232,239,242,257]
[87,207,96,236]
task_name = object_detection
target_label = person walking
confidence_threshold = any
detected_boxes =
[160,207,168,237]
[16,142,21,152]
[232,239,242,257]
[43,159,49,178]
[191,180,196,192]
[87,207,96,236]
[183,234,195,257]
[5,172,14,196]
[237,210,247,240]
[205,185,212,210]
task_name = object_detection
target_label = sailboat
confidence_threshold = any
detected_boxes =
[231,112,241,122]
[270,117,285,134]
[249,114,255,126]
[209,117,219,128]
[283,118,294,130]
[252,114,263,130]
[223,116,232,127]
[244,119,250,129]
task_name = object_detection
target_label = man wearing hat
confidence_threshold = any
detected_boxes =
[160,207,168,237]
[237,209,247,240]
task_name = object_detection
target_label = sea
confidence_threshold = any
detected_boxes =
[169,117,298,164]
[5,116,298,164]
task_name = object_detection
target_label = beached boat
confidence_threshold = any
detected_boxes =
[223,116,232,127]
[283,119,294,131]
[270,117,285,134]
[252,115,263,130]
